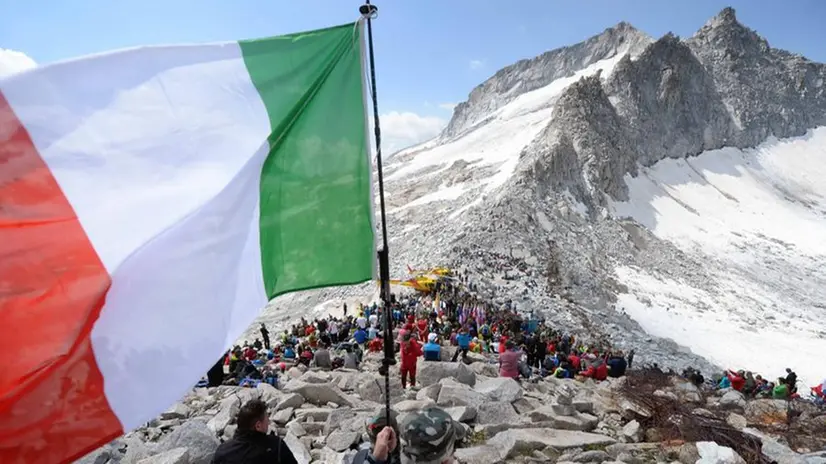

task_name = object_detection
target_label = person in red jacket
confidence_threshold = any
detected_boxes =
[594,362,608,381]
[368,335,384,353]
[568,353,581,371]
[400,332,423,389]
[727,370,746,391]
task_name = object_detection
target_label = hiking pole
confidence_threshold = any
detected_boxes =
[360,0,395,422]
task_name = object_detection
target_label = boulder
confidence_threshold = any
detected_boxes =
[719,390,746,410]
[744,399,788,423]
[675,382,703,403]
[454,445,504,464]
[223,424,237,439]
[284,432,312,464]
[553,415,593,432]
[137,447,189,464]
[324,408,374,435]
[475,401,520,425]
[286,421,307,438]
[653,389,679,401]
[325,430,360,452]
[283,381,353,407]
[512,397,542,414]
[572,450,610,462]
[622,420,643,443]
[121,436,154,464]
[473,377,523,402]
[273,407,294,425]
[436,379,486,408]
[445,406,477,423]
[287,366,306,379]
[415,383,442,402]
[206,410,233,436]
[331,370,363,391]
[75,448,112,464]
[294,408,332,422]
[356,374,404,403]
[678,442,701,464]
[696,441,746,463]
[275,393,305,411]
[486,428,616,460]
[469,361,499,377]
[160,403,191,421]
[206,397,240,435]
[572,398,594,414]
[256,382,281,407]
[300,371,332,384]
[726,413,747,430]
[157,421,219,464]
[417,362,476,387]
[393,399,435,412]
[619,398,651,419]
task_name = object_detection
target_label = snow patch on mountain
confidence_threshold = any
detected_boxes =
[388,54,630,211]
[611,127,826,386]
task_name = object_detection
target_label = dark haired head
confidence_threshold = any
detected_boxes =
[236,399,269,433]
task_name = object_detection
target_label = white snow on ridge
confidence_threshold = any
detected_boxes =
[611,127,826,388]
[388,55,629,211]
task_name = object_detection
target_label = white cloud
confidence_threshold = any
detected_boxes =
[0,48,36,79]
[379,111,446,154]
[438,102,457,111]
[469,59,485,70]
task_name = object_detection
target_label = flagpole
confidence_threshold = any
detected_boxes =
[359,0,395,428]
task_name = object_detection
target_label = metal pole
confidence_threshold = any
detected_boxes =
[359,0,395,428]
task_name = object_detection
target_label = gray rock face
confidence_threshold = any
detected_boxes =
[486,428,616,460]
[444,22,653,138]
[473,377,523,403]
[136,447,189,464]
[156,421,218,464]
[417,362,476,388]
[283,381,353,407]
[719,390,747,410]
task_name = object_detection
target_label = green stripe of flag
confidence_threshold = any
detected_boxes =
[240,23,375,299]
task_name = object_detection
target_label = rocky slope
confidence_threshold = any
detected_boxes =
[252,7,826,385]
[77,355,826,464]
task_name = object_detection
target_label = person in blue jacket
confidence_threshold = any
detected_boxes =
[451,329,471,362]
[423,338,442,361]
[354,327,368,346]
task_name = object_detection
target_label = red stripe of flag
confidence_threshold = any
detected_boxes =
[0,91,123,463]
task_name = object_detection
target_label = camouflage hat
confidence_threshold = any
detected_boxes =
[399,407,456,464]
[366,409,399,443]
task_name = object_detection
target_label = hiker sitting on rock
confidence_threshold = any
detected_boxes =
[211,399,298,464]
[423,335,442,361]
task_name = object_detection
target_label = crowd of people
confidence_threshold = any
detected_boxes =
[203,268,826,463]
[694,366,825,404]
[205,272,639,392]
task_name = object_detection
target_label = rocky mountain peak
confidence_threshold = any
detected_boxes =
[442,21,652,138]
[690,6,768,57]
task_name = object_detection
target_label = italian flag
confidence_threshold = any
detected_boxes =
[0,22,375,463]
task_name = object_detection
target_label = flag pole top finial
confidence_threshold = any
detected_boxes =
[359,3,378,19]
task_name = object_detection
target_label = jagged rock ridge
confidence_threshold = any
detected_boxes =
[518,7,826,204]
[443,22,653,138]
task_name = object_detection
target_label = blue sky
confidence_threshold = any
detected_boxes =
[2,0,824,151]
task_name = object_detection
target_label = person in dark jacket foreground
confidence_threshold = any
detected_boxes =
[211,399,298,464]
